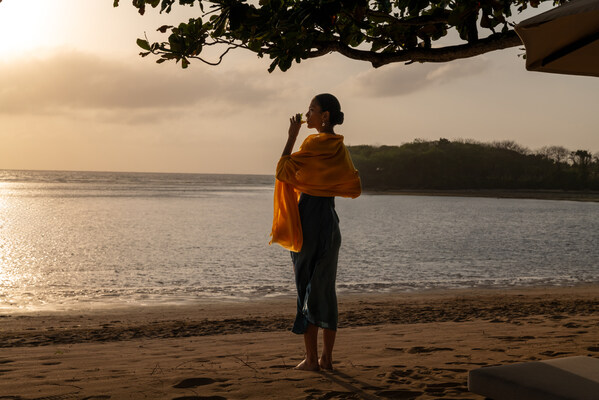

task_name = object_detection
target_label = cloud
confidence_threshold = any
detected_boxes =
[346,57,491,97]
[0,50,277,119]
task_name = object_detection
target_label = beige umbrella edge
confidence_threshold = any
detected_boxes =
[514,0,599,77]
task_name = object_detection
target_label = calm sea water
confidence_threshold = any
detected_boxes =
[1,170,598,313]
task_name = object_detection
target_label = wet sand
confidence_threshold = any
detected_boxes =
[0,285,598,399]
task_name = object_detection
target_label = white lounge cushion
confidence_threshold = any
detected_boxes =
[468,356,599,400]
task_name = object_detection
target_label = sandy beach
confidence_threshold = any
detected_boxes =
[1,286,598,399]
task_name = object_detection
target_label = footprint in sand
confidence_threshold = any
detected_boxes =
[360,365,380,370]
[445,361,488,366]
[539,350,572,357]
[173,378,216,388]
[432,367,467,373]
[305,390,355,399]
[407,346,453,354]
[563,322,581,328]
[304,388,322,394]
[392,369,414,378]
[425,382,469,396]
[385,347,405,352]
[492,335,535,342]
[384,369,415,384]
[268,364,290,369]
[376,389,423,399]
[426,382,463,389]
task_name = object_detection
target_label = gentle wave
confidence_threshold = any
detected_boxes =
[1,169,598,313]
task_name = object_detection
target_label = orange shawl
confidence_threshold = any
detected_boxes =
[270,133,361,252]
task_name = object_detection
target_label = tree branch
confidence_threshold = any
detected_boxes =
[307,30,522,67]
[366,10,450,26]
[187,44,244,66]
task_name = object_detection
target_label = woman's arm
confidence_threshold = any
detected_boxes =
[282,113,302,157]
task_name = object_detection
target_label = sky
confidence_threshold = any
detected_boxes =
[0,0,598,175]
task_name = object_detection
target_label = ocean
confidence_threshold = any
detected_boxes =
[1,169,598,313]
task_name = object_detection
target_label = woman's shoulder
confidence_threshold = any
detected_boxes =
[303,133,344,146]
[298,134,320,150]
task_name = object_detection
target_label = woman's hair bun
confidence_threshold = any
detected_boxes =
[314,93,344,127]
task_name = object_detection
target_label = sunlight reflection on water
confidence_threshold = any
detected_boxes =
[1,170,598,313]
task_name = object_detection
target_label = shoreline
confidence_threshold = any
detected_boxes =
[3,282,599,317]
[363,188,599,202]
[2,284,597,347]
[0,285,597,399]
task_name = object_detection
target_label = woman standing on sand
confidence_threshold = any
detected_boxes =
[270,94,361,371]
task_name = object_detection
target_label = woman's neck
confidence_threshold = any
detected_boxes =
[317,128,336,135]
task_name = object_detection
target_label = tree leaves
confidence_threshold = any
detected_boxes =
[157,25,174,33]
[116,0,554,71]
[136,38,151,51]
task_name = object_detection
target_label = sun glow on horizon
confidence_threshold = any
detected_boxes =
[0,0,60,58]
[0,0,598,174]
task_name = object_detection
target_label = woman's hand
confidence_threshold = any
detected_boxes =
[288,113,302,140]
[282,113,302,157]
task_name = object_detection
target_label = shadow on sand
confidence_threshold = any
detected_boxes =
[319,369,423,399]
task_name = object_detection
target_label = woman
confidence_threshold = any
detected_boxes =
[270,94,361,371]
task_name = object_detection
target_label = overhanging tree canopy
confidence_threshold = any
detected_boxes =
[113,0,563,71]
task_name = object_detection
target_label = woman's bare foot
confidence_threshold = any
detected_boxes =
[319,357,333,370]
[294,359,320,371]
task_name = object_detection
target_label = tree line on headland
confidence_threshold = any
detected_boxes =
[348,139,599,191]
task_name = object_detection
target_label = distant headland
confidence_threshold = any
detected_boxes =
[348,139,599,202]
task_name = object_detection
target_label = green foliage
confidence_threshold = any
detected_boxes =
[348,139,599,191]
[113,0,564,70]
